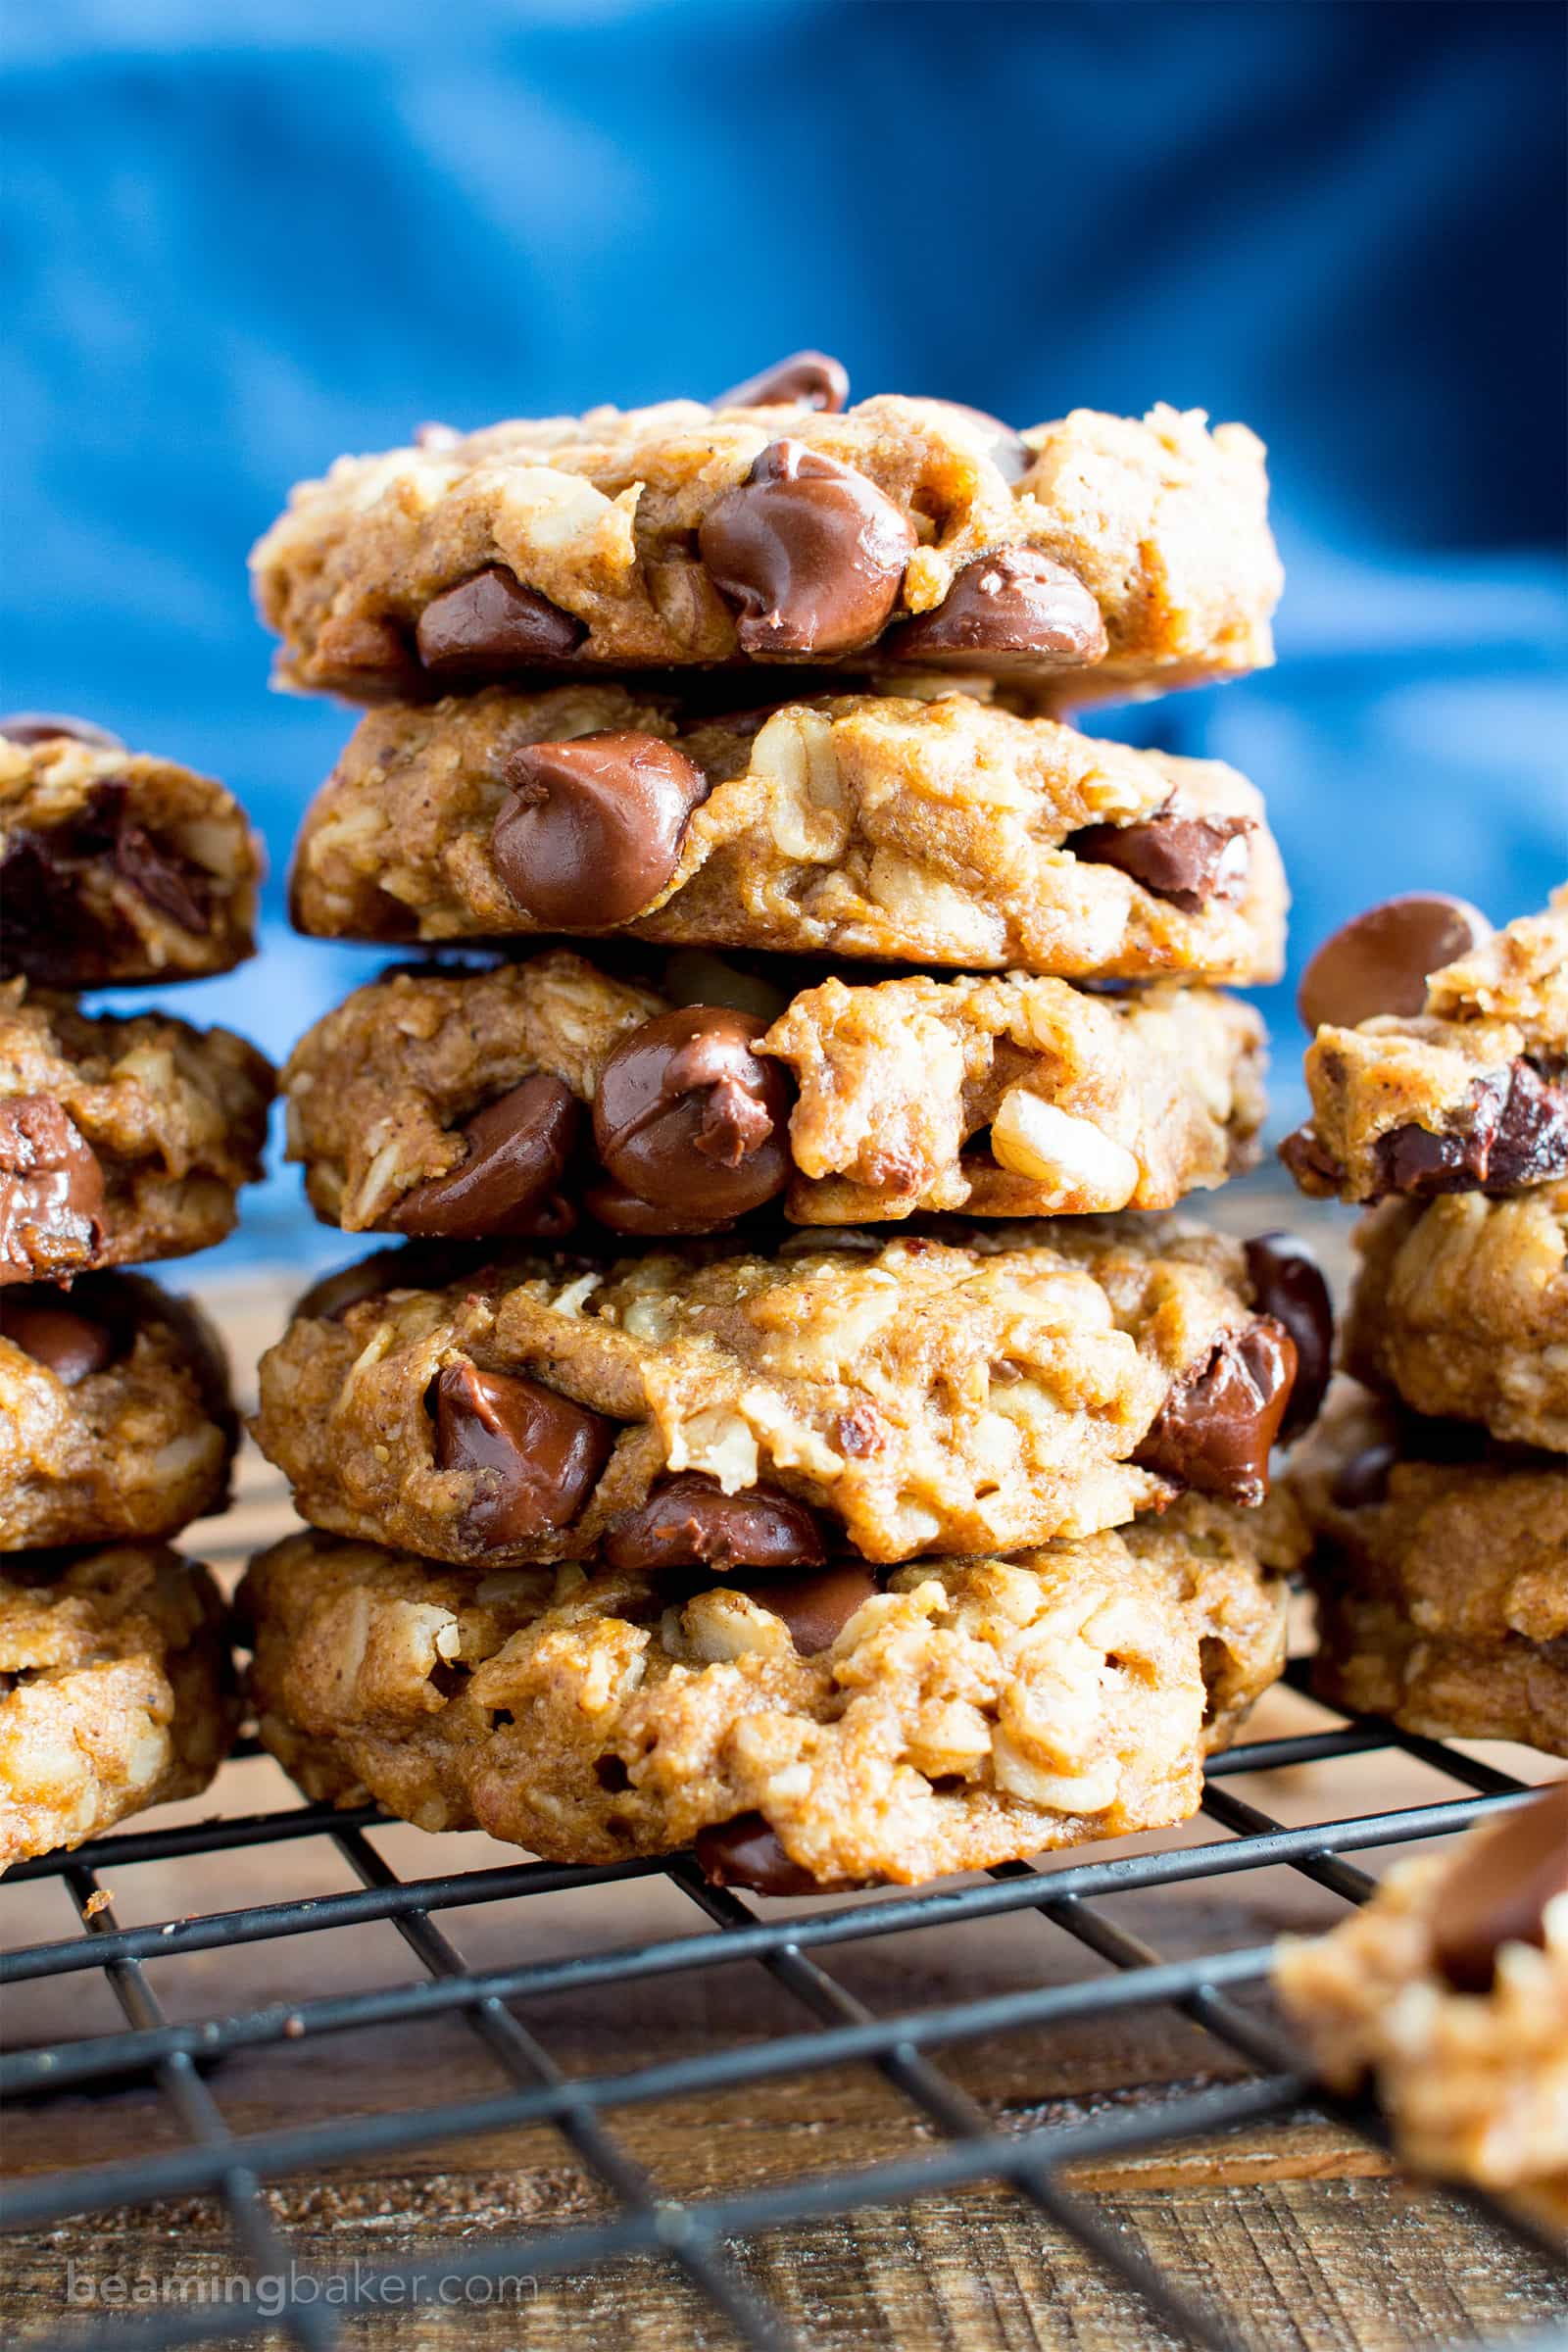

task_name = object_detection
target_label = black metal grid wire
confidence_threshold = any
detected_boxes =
[4,1656,1566,2352]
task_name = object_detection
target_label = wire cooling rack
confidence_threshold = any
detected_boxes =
[2,1658,1565,2352]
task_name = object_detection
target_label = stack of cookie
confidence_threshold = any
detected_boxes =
[1281,887,1568,1755]
[0,714,274,1863]
[240,355,1325,1889]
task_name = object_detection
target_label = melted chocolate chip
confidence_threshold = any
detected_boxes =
[0,1098,106,1284]
[0,782,214,985]
[416,565,588,679]
[1298,893,1493,1033]
[0,1289,119,1383]
[1430,1783,1568,1993]
[713,352,850,414]
[391,1074,579,1240]
[731,1561,880,1654]
[1373,1059,1568,1200]
[694,1814,839,1895]
[1136,1319,1298,1508]
[593,1006,794,1223]
[699,439,914,657]
[492,731,710,929]
[603,1473,826,1576]
[433,1361,613,1545]
[1243,1234,1333,1443]
[0,713,125,749]
[882,549,1106,672]
[1068,805,1253,914]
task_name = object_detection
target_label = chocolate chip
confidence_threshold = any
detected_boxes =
[1136,1318,1298,1508]
[593,1006,794,1223]
[0,1289,118,1383]
[432,1361,613,1545]
[1430,1782,1568,1993]
[391,1074,579,1240]
[603,1473,827,1576]
[1330,1437,1400,1511]
[699,439,914,657]
[1069,805,1253,914]
[1298,893,1493,1033]
[713,352,849,414]
[492,731,710,929]
[0,1098,106,1284]
[0,713,125,749]
[882,549,1106,672]
[0,782,214,985]
[731,1561,880,1654]
[693,1814,830,1895]
[1243,1234,1333,1443]
[297,1241,486,1322]
[416,565,588,679]
[583,1178,742,1236]
[1485,1059,1568,1190]
[1373,1058,1568,1200]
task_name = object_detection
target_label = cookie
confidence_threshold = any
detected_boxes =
[1290,1383,1568,1754]
[1344,1184,1568,1454]
[0,719,262,989]
[251,377,1281,701]
[0,1544,237,1866]
[0,981,273,1284]
[0,1272,237,1550]
[287,685,1286,982]
[1275,1785,1568,2220]
[239,1489,1300,1885]
[281,950,1266,1239]
[252,1218,1315,1570]
[1282,889,1568,1202]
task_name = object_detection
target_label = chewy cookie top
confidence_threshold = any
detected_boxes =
[252,360,1281,701]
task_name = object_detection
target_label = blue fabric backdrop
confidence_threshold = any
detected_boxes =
[4,0,1564,1269]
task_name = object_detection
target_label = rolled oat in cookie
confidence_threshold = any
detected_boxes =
[251,376,1281,702]
[252,1217,1307,1569]
[0,981,273,1284]
[0,721,262,988]
[1283,887,1568,1203]
[287,683,1286,982]
[280,949,1267,1238]
[239,1488,1300,1885]
[0,1543,237,1866]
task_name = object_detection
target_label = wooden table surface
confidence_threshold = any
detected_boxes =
[4,1181,1567,2352]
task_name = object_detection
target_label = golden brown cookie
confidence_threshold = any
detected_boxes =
[0,1544,237,1866]
[252,382,1280,701]
[240,1489,1299,1886]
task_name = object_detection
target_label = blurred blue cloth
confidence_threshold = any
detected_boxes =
[4,0,1564,1271]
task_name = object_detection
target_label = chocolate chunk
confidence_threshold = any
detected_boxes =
[1373,1059,1568,1200]
[713,352,850,414]
[731,1562,880,1654]
[391,1074,579,1240]
[1298,893,1493,1033]
[594,1006,794,1223]
[694,1814,835,1895]
[1480,1058,1568,1191]
[432,1361,613,1545]
[882,549,1106,672]
[492,731,710,928]
[0,713,124,749]
[0,1097,106,1284]
[1430,1783,1568,1993]
[0,783,214,985]
[416,565,588,679]
[1243,1234,1333,1442]
[0,1289,118,1383]
[603,1473,826,1576]
[1136,1318,1298,1508]
[1069,805,1253,914]
[699,439,914,657]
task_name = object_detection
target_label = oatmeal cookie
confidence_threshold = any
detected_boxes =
[239,1489,1299,1885]
[0,718,262,988]
[252,1219,1309,1569]
[1283,889,1568,1202]
[0,981,273,1284]
[1344,1185,1568,1454]
[288,685,1285,982]
[0,1272,236,1550]
[1276,1785,1568,2221]
[1291,1383,1568,1753]
[281,950,1266,1238]
[252,374,1281,701]
[0,1544,237,1866]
